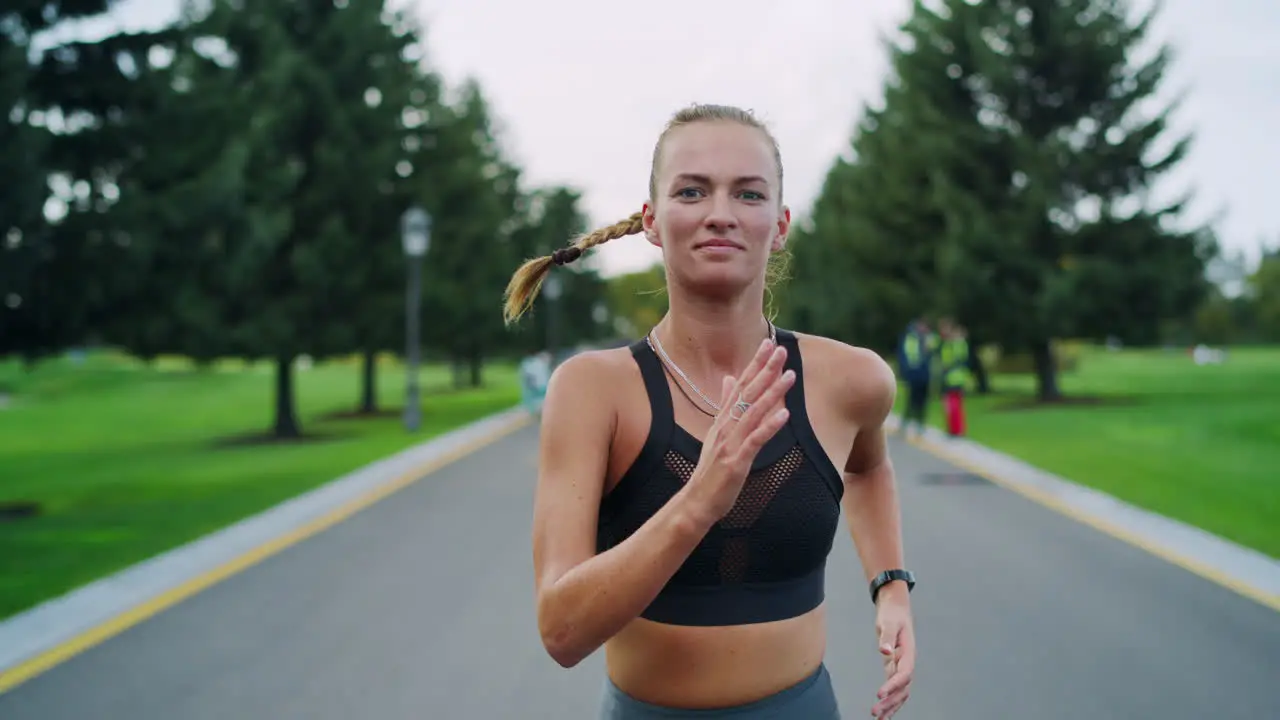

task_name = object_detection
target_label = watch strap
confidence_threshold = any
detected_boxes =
[869,569,916,603]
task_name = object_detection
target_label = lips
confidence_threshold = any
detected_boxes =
[694,238,745,250]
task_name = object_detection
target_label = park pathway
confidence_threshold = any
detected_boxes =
[1,425,1277,718]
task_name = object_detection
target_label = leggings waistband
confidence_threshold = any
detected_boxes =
[599,664,840,719]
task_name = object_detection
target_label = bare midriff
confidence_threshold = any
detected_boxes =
[603,604,827,709]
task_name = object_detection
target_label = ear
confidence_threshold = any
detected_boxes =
[643,202,661,249]
[771,205,791,253]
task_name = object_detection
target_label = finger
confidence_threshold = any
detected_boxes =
[716,350,785,442]
[893,642,915,680]
[877,635,912,696]
[732,367,793,434]
[709,374,738,431]
[873,690,909,720]
[732,407,789,464]
[874,669,911,713]
[732,371,788,450]
[734,338,777,398]
[735,344,787,407]
[877,664,911,700]
[873,685,910,719]
[878,622,896,659]
[710,341,770,429]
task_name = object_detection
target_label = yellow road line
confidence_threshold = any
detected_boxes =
[905,434,1280,614]
[0,413,533,695]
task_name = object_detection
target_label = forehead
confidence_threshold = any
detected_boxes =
[658,121,776,184]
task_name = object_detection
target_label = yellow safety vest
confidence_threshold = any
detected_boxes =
[903,332,939,367]
[940,337,971,390]
[903,334,922,366]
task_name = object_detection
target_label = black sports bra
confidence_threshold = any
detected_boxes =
[596,328,845,626]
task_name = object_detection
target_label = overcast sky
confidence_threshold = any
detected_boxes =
[67,0,1280,277]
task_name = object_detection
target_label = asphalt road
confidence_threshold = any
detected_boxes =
[2,426,1277,719]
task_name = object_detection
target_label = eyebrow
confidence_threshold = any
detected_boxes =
[672,173,769,186]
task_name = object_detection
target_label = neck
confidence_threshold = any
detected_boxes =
[655,283,773,389]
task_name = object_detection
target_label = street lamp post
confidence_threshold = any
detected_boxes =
[543,274,561,367]
[401,205,432,432]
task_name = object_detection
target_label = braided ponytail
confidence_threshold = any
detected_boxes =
[502,211,645,325]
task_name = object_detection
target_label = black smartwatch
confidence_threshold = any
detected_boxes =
[869,569,916,603]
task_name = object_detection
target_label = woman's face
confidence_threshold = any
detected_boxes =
[644,121,789,296]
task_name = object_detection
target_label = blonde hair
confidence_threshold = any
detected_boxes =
[502,103,788,325]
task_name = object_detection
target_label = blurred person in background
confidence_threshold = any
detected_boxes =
[896,317,935,438]
[937,319,971,438]
[503,103,917,719]
[520,351,553,415]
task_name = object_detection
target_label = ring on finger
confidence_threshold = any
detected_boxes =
[728,395,751,420]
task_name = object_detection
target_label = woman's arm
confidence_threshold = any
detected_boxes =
[530,352,716,669]
[840,352,906,591]
[839,349,915,719]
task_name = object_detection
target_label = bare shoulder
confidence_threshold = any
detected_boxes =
[539,346,637,455]
[792,332,897,425]
[545,346,636,399]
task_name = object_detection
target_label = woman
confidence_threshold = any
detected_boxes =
[503,103,916,719]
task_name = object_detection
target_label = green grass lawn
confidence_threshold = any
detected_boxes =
[0,352,521,621]
[898,345,1280,559]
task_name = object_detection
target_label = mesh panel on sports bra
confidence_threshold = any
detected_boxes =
[650,441,840,588]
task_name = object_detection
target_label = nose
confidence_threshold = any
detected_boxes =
[703,190,737,232]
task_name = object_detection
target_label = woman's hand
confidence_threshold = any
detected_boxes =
[685,338,795,521]
[872,592,916,719]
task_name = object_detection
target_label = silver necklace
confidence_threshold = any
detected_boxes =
[646,320,777,414]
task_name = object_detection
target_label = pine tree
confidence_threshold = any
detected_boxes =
[115,0,421,437]
[0,0,169,363]
[919,0,1212,398]
[0,24,51,361]
[419,80,527,387]
[303,1,445,415]
[787,0,1213,399]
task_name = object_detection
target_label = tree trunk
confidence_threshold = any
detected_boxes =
[359,349,377,413]
[451,354,466,389]
[274,356,301,438]
[1030,339,1061,402]
[468,343,483,387]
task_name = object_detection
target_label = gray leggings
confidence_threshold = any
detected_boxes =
[599,664,840,719]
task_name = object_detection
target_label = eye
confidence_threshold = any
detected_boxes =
[739,190,766,201]
[674,187,705,199]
